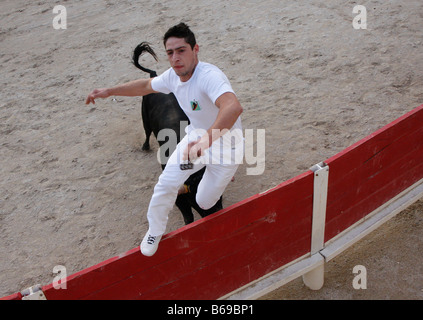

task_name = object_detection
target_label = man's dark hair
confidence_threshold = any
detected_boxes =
[163,23,196,49]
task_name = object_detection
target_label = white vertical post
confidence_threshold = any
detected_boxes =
[310,162,329,254]
[302,162,329,290]
[302,264,325,290]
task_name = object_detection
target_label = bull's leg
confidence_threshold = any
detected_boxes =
[175,195,194,225]
[181,168,223,219]
[141,100,152,151]
[142,130,151,151]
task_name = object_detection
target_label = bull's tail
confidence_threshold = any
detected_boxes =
[132,42,158,78]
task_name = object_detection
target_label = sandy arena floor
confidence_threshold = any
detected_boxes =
[1,0,422,299]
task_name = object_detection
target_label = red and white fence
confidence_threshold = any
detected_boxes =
[2,104,423,300]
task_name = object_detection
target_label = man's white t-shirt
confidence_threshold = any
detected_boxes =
[151,61,242,133]
[151,61,243,164]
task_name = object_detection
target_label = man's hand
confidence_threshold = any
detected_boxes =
[183,139,209,162]
[85,88,110,105]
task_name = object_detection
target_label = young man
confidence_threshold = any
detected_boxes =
[86,23,243,256]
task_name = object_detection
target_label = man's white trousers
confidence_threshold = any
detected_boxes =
[146,133,240,236]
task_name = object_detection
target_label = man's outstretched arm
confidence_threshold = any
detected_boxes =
[85,78,157,104]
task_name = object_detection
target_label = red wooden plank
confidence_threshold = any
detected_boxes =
[82,196,312,299]
[0,292,22,300]
[328,123,423,187]
[80,173,313,300]
[325,106,423,198]
[324,131,423,231]
[43,171,313,300]
[324,104,423,242]
[327,130,422,199]
[154,230,310,300]
[325,158,423,241]
[84,228,310,300]
[326,107,423,186]
[325,159,423,241]
[326,104,423,176]
[144,236,309,300]
[326,141,423,218]
[326,127,423,216]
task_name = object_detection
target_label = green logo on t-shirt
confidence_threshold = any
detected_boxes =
[190,99,201,111]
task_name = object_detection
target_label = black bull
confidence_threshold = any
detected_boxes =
[132,42,223,225]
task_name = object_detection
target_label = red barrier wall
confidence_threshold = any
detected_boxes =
[3,104,422,300]
[0,292,22,301]
[41,171,313,300]
[324,104,423,242]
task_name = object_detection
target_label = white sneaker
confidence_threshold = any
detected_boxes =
[140,233,162,257]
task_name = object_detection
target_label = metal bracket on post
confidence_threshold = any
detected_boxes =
[303,162,329,290]
[21,284,47,300]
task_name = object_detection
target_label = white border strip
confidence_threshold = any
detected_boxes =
[222,253,324,300]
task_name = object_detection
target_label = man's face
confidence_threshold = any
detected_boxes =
[165,37,199,82]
